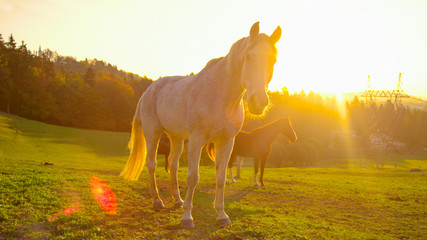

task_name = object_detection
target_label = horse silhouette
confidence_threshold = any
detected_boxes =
[207,117,297,187]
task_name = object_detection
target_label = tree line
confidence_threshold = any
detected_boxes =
[346,96,427,151]
[0,34,152,131]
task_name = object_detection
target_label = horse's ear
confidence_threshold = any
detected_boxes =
[250,22,260,39]
[270,26,282,43]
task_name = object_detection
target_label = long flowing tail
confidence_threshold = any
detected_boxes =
[205,142,215,162]
[120,105,146,181]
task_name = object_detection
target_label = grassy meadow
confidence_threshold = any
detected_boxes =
[0,112,426,239]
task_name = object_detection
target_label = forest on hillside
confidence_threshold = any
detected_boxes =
[0,34,152,131]
[1,33,426,166]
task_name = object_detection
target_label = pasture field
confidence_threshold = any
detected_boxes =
[0,112,426,239]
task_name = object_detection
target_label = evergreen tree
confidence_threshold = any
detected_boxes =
[0,35,13,113]
[6,34,16,49]
[84,67,96,87]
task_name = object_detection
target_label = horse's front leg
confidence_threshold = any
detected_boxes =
[259,154,269,187]
[235,156,242,179]
[167,136,184,208]
[254,157,261,187]
[180,136,204,229]
[214,139,234,226]
[228,167,234,183]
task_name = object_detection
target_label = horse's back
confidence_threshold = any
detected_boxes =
[139,58,242,141]
[140,75,195,138]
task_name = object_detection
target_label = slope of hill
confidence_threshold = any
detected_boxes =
[0,111,130,172]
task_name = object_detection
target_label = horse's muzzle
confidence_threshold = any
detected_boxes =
[248,95,268,115]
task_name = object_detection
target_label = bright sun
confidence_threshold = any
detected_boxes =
[267,67,353,95]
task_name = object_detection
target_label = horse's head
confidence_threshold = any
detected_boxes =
[280,116,297,143]
[241,22,282,115]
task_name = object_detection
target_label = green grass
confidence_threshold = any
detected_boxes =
[0,112,426,239]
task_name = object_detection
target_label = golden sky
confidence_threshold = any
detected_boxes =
[1,0,426,97]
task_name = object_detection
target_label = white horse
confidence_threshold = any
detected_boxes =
[120,22,282,228]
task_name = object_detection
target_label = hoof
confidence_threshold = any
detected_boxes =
[261,184,266,188]
[216,217,231,227]
[180,219,195,229]
[254,182,260,187]
[231,179,236,184]
[174,201,183,208]
[153,199,164,210]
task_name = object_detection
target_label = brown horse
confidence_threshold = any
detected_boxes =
[162,137,191,172]
[207,117,297,187]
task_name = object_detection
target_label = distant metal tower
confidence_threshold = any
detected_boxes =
[362,73,409,106]
[361,73,409,168]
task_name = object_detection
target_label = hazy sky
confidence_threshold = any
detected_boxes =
[1,0,426,97]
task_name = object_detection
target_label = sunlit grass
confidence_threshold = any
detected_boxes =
[0,112,426,239]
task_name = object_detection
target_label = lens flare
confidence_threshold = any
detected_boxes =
[47,203,79,222]
[90,176,117,215]
[64,206,77,215]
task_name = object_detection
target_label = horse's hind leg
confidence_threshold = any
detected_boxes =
[167,135,184,208]
[145,134,164,210]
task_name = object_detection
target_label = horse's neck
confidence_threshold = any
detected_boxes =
[203,57,244,105]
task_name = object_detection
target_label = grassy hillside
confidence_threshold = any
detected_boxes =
[0,112,426,239]
[0,112,130,171]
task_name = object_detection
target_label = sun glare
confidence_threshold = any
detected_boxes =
[268,70,351,97]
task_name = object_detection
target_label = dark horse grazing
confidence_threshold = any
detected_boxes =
[207,117,297,187]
